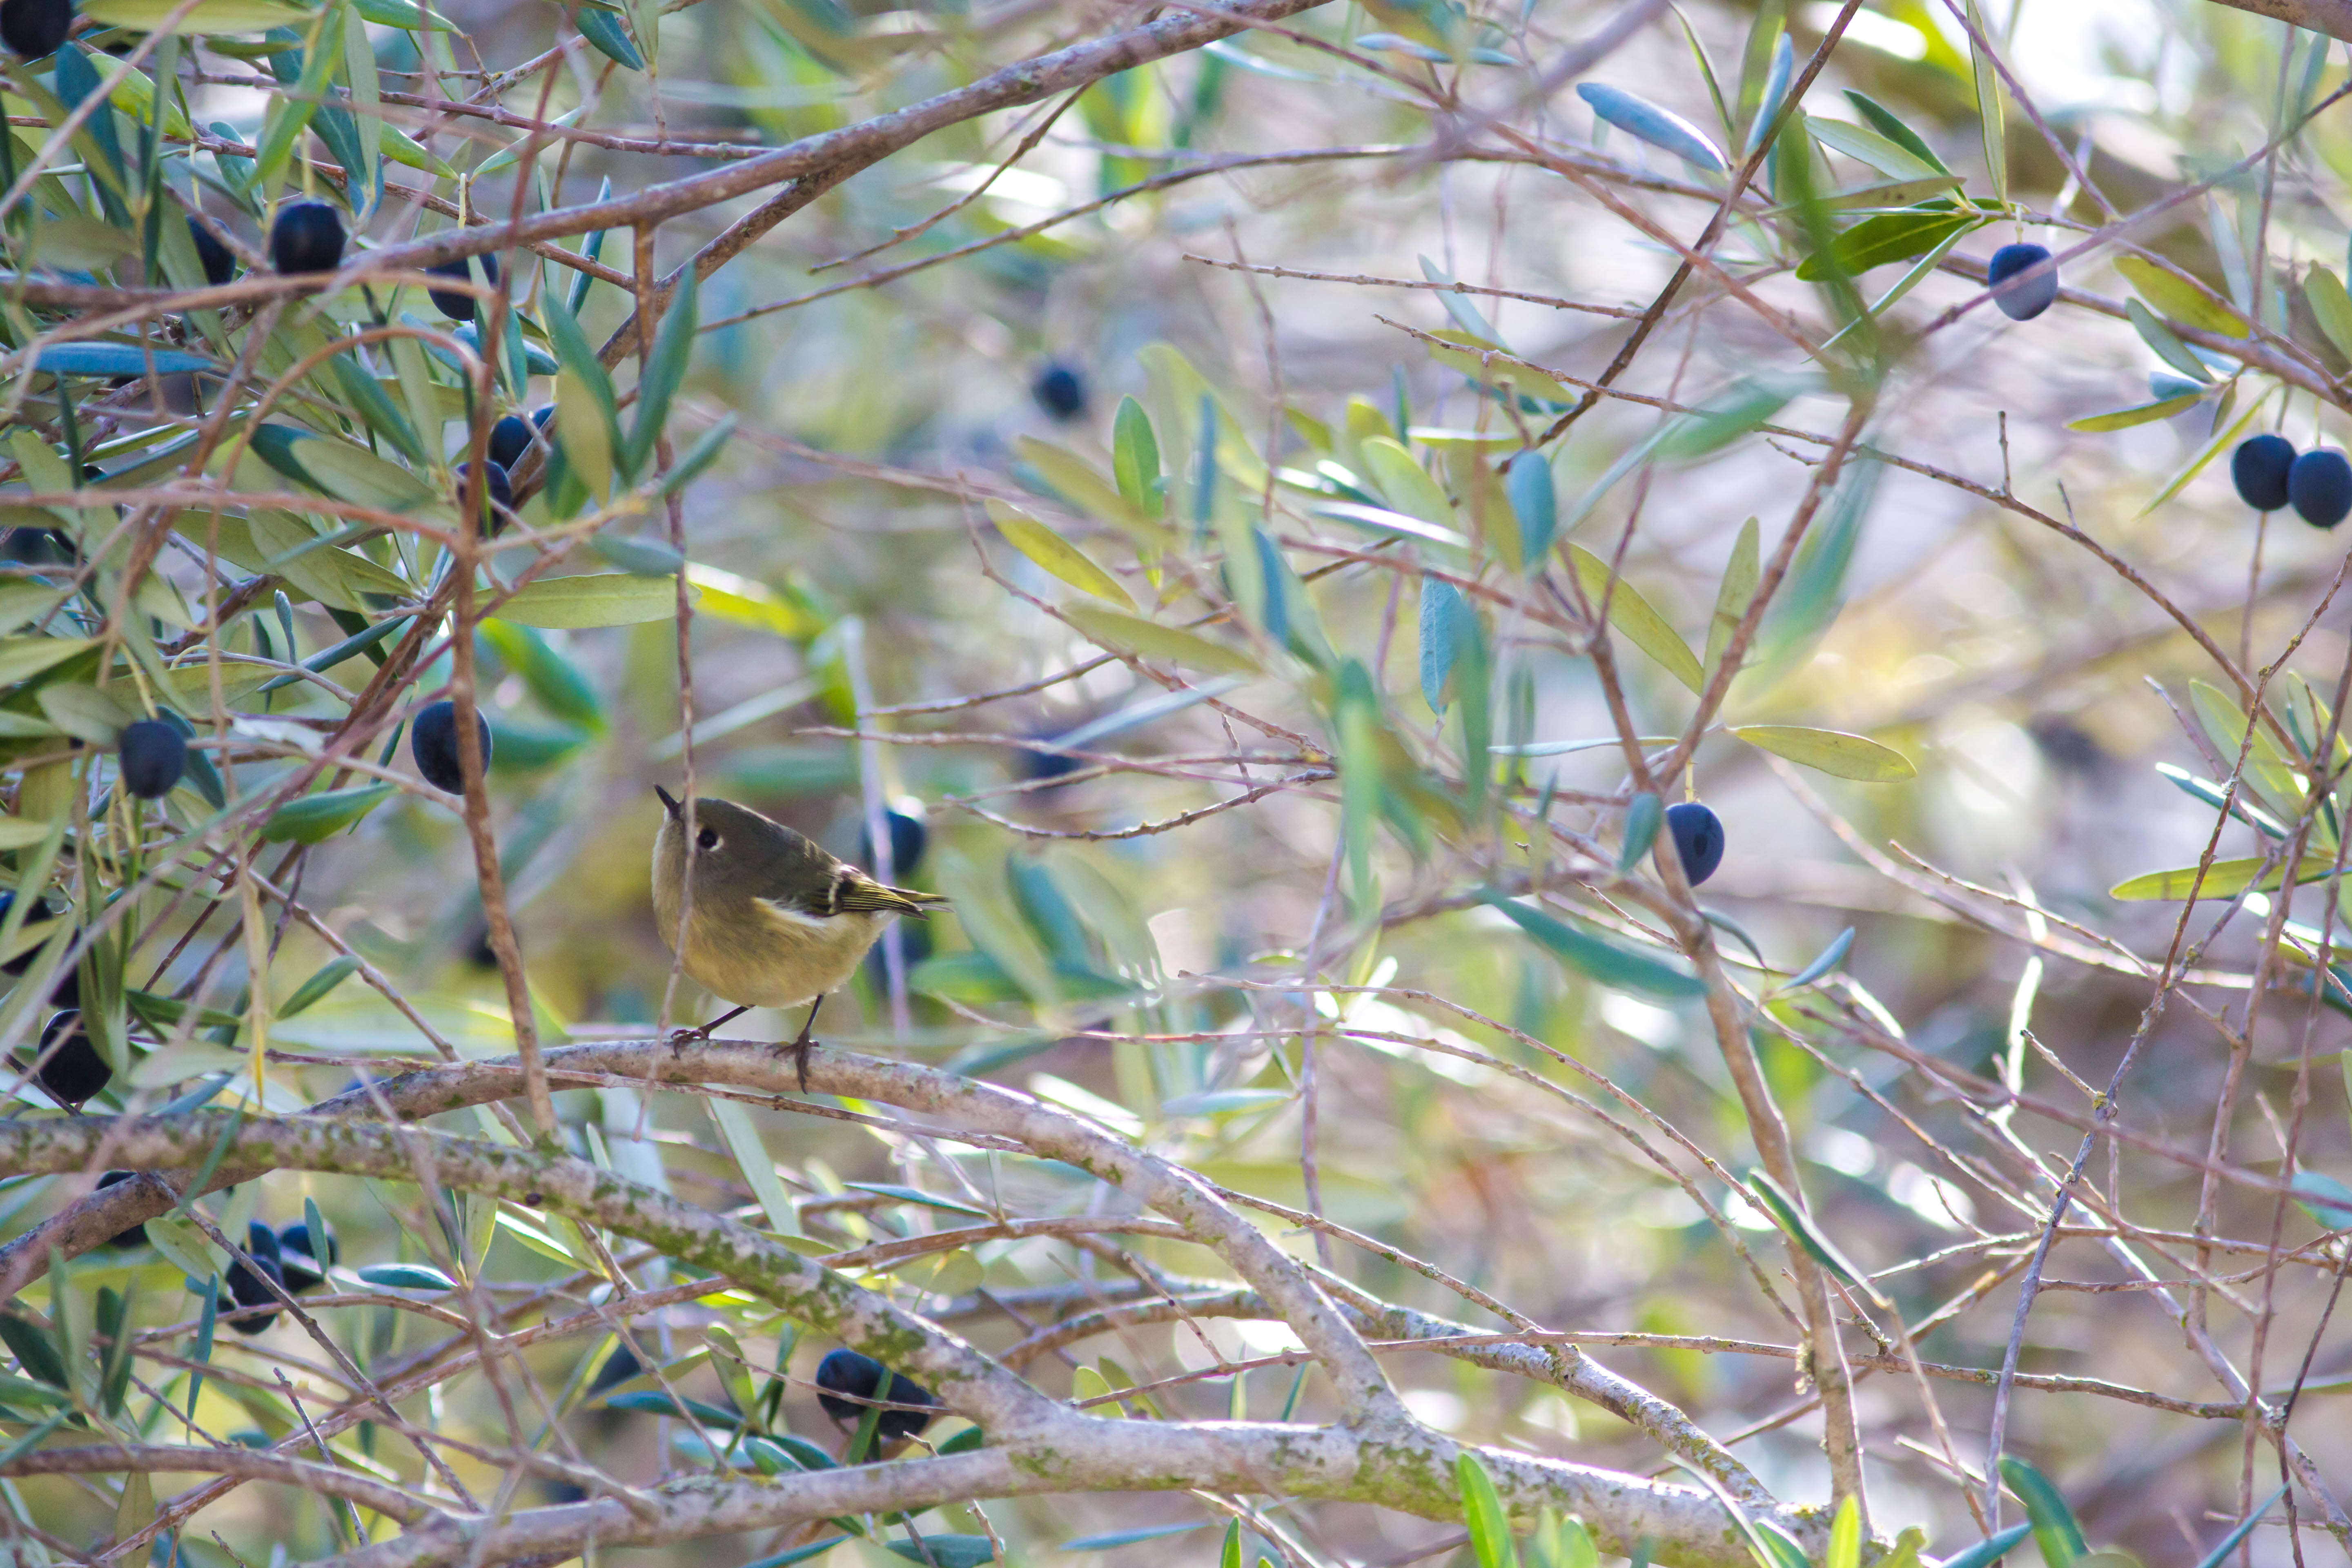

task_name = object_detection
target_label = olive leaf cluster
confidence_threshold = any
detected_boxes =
[0,0,2343,1566]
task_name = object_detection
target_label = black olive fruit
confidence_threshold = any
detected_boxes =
[488,412,545,471]
[588,1344,642,1396]
[425,252,499,322]
[277,1219,336,1292]
[187,218,237,287]
[2232,434,2297,512]
[1664,801,1725,888]
[95,1170,148,1249]
[1986,242,2058,322]
[270,200,345,276]
[2292,449,2352,529]
[0,903,78,1008]
[0,0,71,59]
[29,1010,106,1108]
[814,1347,939,1442]
[118,718,186,800]
[2,527,72,567]
[860,808,927,880]
[1022,735,1083,788]
[456,460,513,534]
[862,913,933,990]
[412,699,492,794]
[1031,363,1087,421]
[0,891,59,980]
[224,1221,285,1334]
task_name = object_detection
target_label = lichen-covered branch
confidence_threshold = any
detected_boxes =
[0,1100,1817,1568]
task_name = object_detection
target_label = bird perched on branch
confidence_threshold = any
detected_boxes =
[652,789,947,1086]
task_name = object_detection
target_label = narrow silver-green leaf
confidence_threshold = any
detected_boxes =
[1577,82,1726,173]
[1619,792,1662,872]
[1456,1452,1517,1568]
[2127,298,2213,383]
[1965,0,2005,207]
[1996,1457,2086,1568]
[624,263,698,480]
[1486,895,1705,1001]
[2065,393,2201,432]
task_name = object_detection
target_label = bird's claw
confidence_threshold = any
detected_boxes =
[768,1000,824,1092]
[768,1027,817,1092]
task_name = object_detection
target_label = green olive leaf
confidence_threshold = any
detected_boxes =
[1728,724,1915,781]
[985,501,1133,608]
[1566,544,1703,693]
[1061,603,1259,677]
[496,575,691,630]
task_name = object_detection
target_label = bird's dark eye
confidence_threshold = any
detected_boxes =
[697,827,719,850]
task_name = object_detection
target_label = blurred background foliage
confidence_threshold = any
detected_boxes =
[2,0,2352,1560]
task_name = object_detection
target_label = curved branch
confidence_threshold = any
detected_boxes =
[318,0,1341,282]
[1,1041,1400,1423]
[2205,0,2352,45]
[311,1420,1767,1568]
[996,1279,1774,1508]
[3,1112,1055,1437]
[0,1444,443,1523]
[0,1106,1814,1568]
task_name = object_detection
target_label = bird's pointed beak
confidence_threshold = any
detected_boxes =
[655,786,682,820]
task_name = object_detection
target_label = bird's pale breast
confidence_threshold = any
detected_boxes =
[672,896,881,1009]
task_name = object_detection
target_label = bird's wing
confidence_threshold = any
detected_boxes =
[830,865,947,918]
[752,845,947,920]
[752,896,833,931]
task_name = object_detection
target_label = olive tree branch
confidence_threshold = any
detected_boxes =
[0,1102,1824,1568]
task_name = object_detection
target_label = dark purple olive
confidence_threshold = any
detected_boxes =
[2,527,71,567]
[2291,449,2352,529]
[862,915,932,990]
[425,252,499,322]
[28,1009,105,1107]
[118,718,186,800]
[1031,363,1086,421]
[487,412,547,470]
[589,1343,641,1395]
[412,699,491,794]
[1,896,78,1011]
[859,808,927,880]
[1987,243,2057,322]
[813,1348,938,1443]
[0,0,71,60]
[224,1221,284,1334]
[1665,801,1724,888]
[456,460,513,534]
[2232,434,2296,512]
[0,891,58,980]
[270,200,345,276]
[1022,732,1082,788]
[95,1171,148,1248]
[187,217,236,287]
[276,1219,335,1292]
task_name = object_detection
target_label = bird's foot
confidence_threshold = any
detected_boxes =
[768,1000,824,1092]
[673,1006,750,1054]
[779,1024,817,1094]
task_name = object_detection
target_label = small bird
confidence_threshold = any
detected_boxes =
[652,790,947,1085]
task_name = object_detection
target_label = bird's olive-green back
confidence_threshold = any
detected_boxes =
[655,796,843,915]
